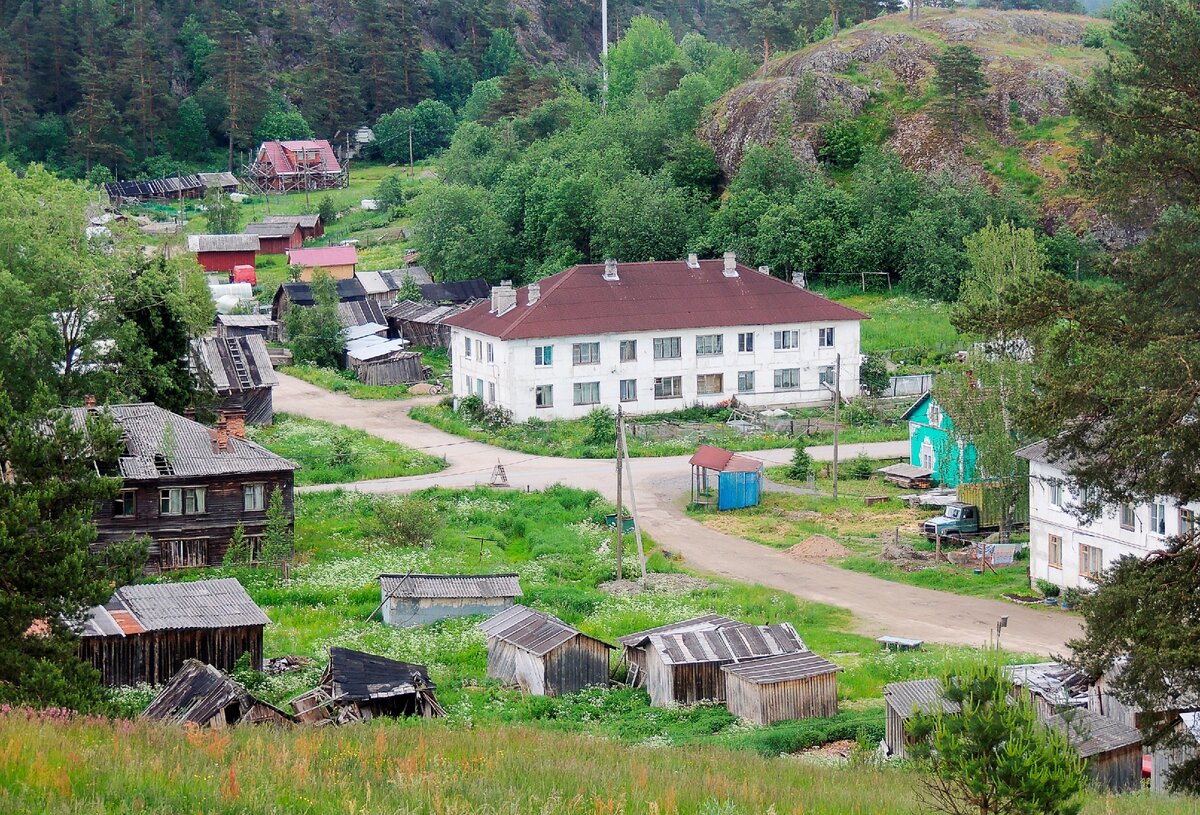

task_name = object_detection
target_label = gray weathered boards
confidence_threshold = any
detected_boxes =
[722,651,842,725]
[143,659,295,728]
[379,573,521,627]
[478,605,613,697]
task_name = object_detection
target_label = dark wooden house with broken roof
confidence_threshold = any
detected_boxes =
[289,647,443,724]
[386,300,466,348]
[191,335,279,425]
[478,604,613,697]
[722,651,842,724]
[143,659,295,728]
[72,403,296,570]
[78,578,269,686]
[379,573,521,627]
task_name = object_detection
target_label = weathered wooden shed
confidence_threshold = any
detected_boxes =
[882,678,958,758]
[215,313,278,341]
[1006,662,1089,719]
[1044,707,1144,791]
[346,344,422,386]
[191,335,279,425]
[618,614,737,687]
[379,573,521,627]
[78,578,269,686]
[143,659,296,728]
[386,300,467,348]
[722,651,843,725]
[636,621,807,708]
[188,234,260,273]
[478,604,613,697]
[289,647,443,725]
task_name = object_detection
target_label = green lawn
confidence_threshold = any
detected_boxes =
[840,553,1036,601]
[244,413,444,486]
[824,289,967,369]
[280,364,414,400]
[766,458,909,498]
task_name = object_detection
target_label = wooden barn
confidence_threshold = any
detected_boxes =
[143,659,296,728]
[1044,707,1144,791]
[478,605,613,696]
[244,221,303,254]
[722,651,842,725]
[286,245,358,281]
[188,234,260,273]
[264,213,324,240]
[386,300,467,348]
[215,313,277,341]
[631,621,807,707]
[618,614,737,687]
[78,578,269,686]
[70,402,296,570]
[289,647,443,724]
[379,573,521,627]
[337,298,389,330]
[191,335,279,424]
[882,678,958,759]
[271,278,368,327]
[247,140,347,193]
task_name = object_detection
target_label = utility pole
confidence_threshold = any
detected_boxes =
[614,406,624,581]
[601,0,609,111]
[832,353,841,500]
[620,416,648,584]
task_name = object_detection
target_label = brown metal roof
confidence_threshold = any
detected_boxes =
[478,604,613,656]
[443,259,867,341]
[721,650,842,684]
[649,622,805,666]
[379,573,522,599]
[617,614,740,647]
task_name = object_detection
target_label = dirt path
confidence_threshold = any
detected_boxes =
[276,373,1081,655]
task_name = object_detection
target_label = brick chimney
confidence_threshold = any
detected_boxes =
[603,258,619,281]
[83,394,97,408]
[527,282,541,305]
[490,280,517,315]
[686,253,700,269]
[722,251,738,277]
[792,271,807,289]
[214,417,229,452]
[222,410,247,440]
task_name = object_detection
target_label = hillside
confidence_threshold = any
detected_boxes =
[701,10,1134,246]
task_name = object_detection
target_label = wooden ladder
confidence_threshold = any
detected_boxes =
[225,338,254,389]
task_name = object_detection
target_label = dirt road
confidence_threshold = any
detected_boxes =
[276,373,1081,655]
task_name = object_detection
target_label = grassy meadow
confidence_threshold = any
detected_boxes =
[244,413,444,486]
[822,289,967,370]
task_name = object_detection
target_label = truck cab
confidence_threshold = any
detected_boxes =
[922,502,980,539]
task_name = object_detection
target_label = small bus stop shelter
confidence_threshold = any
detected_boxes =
[689,445,764,511]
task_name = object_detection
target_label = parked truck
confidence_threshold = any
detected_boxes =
[922,502,987,539]
[921,481,1029,540]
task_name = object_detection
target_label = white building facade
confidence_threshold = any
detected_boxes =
[445,256,866,422]
[1018,440,1200,589]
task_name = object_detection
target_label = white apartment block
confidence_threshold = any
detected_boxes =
[1017,440,1200,589]
[443,255,866,422]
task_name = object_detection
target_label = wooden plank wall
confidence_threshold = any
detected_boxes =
[543,637,611,697]
[643,647,727,707]
[885,703,910,758]
[724,673,839,725]
[80,626,264,686]
[1090,746,1144,792]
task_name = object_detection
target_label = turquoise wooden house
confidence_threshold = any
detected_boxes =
[901,393,978,488]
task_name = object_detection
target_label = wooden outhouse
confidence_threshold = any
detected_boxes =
[78,578,269,686]
[143,659,296,728]
[722,651,842,725]
[478,605,613,697]
[289,648,443,725]
[882,678,958,758]
[1044,707,1143,791]
[379,573,521,627]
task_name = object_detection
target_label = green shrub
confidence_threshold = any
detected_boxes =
[370,495,443,547]
[584,407,617,447]
[1082,24,1107,49]
[788,442,814,480]
[1036,579,1060,598]
[818,117,867,169]
[859,355,890,397]
[841,398,881,428]
[847,453,874,480]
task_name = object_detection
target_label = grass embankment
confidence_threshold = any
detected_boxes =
[245,413,443,486]
[2,711,1187,815]
[823,289,967,371]
[280,347,449,400]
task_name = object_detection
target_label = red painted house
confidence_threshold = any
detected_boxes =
[243,221,303,254]
[188,234,260,273]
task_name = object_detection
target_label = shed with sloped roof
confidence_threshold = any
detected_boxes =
[191,335,279,424]
[1044,707,1143,791]
[882,678,959,758]
[289,647,443,724]
[380,573,522,627]
[478,604,613,696]
[617,614,738,687]
[143,659,295,728]
[722,651,842,724]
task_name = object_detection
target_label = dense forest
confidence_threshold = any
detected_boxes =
[0,0,1084,179]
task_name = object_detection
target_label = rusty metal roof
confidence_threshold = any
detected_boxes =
[617,614,740,647]
[380,573,521,599]
[721,651,842,684]
[648,622,805,666]
[444,260,867,340]
[478,604,613,657]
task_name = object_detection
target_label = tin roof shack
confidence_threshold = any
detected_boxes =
[387,300,467,348]
[478,605,613,696]
[70,403,296,571]
[1044,707,1144,791]
[143,659,296,728]
[420,278,490,304]
[689,445,764,510]
[617,614,738,688]
[1007,662,1089,719]
[882,678,959,758]
[287,245,358,281]
[379,573,521,627]
[79,578,269,686]
[215,313,278,341]
[637,622,806,707]
[263,213,324,240]
[244,221,302,254]
[347,343,421,386]
[289,648,444,725]
[189,234,260,273]
[722,651,843,725]
[191,335,279,425]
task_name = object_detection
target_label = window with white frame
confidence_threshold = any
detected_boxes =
[572,342,600,365]
[818,366,834,387]
[488,382,496,403]
[113,489,136,518]
[463,336,472,358]
[573,382,600,405]
[1150,502,1167,535]
[920,438,936,470]
[818,327,835,347]
[619,340,637,362]
[774,368,800,390]
[927,402,943,428]
[1181,508,1197,538]
[534,345,553,366]
[1080,543,1104,578]
[1050,482,1063,508]
[737,371,754,393]
[160,487,206,516]
[535,385,553,408]
[653,337,681,359]
[1048,534,1062,568]
[243,483,265,512]
[773,330,799,350]
[697,373,723,395]
[620,379,637,402]
[1120,503,1136,530]
[696,334,723,356]
[486,343,494,363]
[654,376,682,399]
[475,339,482,360]
[476,378,485,398]
[738,332,754,353]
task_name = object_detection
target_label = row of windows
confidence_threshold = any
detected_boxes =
[1048,480,1199,538]
[463,338,495,362]
[113,484,267,518]
[535,368,829,408]
[1046,535,1106,577]
[529,329,837,368]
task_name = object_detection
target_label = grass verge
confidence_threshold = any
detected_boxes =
[280,364,411,400]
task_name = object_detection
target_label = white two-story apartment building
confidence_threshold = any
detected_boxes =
[443,254,867,422]
[1016,439,1200,589]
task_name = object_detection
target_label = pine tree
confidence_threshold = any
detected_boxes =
[260,486,293,566]
[0,32,32,149]
[204,11,268,171]
[932,45,989,136]
[69,58,130,174]
[118,28,169,161]
[300,36,361,139]
[355,0,404,120]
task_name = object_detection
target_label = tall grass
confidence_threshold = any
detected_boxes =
[280,364,414,400]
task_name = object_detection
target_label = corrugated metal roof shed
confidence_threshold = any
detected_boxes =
[83,578,270,633]
[721,651,842,684]
[216,314,276,328]
[264,214,321,228]
[617,614,739,646]
[338,299,387,328]
[327,647,434,701]
[385,301,466,324]
[1044,707,1143,757]
[379,573,522,599]
[344,323,390,342]
[479,604,612,657]
[188,234,260,253]
[419,279,490,304]
[191,336,279,392]
[883,678,959,719]
[649,622,805,665]
[347,343,413,363]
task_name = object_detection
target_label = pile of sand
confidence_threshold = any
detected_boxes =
[785,535,849,559]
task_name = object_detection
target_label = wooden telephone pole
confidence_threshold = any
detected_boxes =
[614,406,624,580]
[614,408,646,583]
[832,353,841,500]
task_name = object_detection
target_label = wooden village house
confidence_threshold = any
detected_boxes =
[263,213,324,240]
[214,314,278,342]
[143,659,296,728]
[289,647,443,724]
[286,245,358,281]
[386,301,466,348]
[478,605,613,697]
[191,335,279,425]
[188,234,261,273]
[247,140,347,193]
[243,221,303,254]
[71,402,297,571]
[379,573,521,627]
[722,651,842,725]
[78,578,269,686]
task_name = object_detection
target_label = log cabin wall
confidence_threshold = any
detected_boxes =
[79,625,264,686]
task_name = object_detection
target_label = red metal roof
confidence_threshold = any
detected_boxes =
[256,140,342,174]
[689,445,763,473]
[109,610,146,635]
[443,260,868,340]
[286,246,358,267]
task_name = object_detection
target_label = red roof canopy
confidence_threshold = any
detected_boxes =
[689,445,763,473]
[257,139,342,174]
[286,246,358,267]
